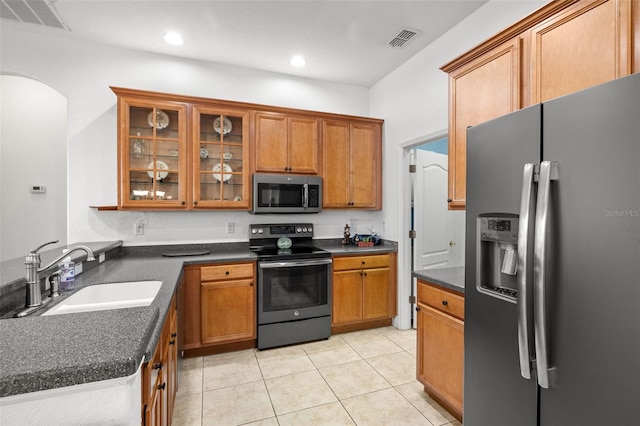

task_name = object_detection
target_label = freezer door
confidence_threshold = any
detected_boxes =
[464,105,540,425]
[539,73,640,425]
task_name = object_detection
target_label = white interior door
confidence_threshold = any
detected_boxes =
[414,150,464,270]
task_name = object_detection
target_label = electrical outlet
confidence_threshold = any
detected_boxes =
[134,222,144,235]
[226,222,235,233]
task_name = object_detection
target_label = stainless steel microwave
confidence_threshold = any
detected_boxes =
[252,174,322,214]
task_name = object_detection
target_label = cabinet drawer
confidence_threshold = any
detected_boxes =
[201,263,254,282]
[333,254,390,271]
[418,281,464,320]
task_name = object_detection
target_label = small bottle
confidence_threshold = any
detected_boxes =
[342,224,351,245]
[59,257,75,292]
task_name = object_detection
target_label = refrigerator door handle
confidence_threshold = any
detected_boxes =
[517,163,535,379]
[533,160,558,389]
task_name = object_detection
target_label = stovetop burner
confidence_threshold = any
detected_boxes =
[249,223,330,260]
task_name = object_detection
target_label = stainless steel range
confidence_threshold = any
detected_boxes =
[250,223,332,350]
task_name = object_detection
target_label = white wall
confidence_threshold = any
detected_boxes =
[0,75,68,261]
[370,0,549,328]
[0,25,381,246]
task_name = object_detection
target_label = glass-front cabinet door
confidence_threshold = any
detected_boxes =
[119,99,187,209]
[192,106,249,208]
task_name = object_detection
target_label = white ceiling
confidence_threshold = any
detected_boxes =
[2,0,489,87]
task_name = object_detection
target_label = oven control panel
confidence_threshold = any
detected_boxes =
[250,223,314,239]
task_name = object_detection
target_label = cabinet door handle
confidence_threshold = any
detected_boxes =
[181,201,186,205]
[442,300,448,306]
[157,383,166,391]
[447,198,452,203]
[250,282,254,286]
[171,333,177,338]
[416,306,421,311]
[225,271,230,275]
[169,340,176,345]
[153,362,162,370]
[194,201,198,205]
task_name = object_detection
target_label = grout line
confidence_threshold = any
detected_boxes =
[174,327,443,426]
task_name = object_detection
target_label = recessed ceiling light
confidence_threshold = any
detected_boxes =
[164,32,184,46]
[290,56,306,67]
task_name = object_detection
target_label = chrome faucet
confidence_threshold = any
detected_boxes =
[16,240,95,317]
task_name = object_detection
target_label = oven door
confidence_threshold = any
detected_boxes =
[258,258,332,324]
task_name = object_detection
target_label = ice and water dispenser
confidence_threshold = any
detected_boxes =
[476,213,519,303]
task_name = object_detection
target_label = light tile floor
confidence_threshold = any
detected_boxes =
[172,326,462,426]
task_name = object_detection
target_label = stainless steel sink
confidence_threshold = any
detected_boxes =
[42,281,162,316]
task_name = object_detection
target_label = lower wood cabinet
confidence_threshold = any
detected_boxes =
[142,291,178,426]
[332,253,397,333]
[183,261,256,355]
[416,279,464,421]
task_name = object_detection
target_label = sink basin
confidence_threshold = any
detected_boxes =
[42,281,162,316]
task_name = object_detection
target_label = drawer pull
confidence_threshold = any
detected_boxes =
[153,363,162,370]
[442,300,448,306]
[225,271,230,275]
[171,332,177,338]
[169,340,176,345]
[157,383,166,391]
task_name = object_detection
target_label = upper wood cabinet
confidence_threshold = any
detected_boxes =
[192,106,250,209]
[446,37,522,210]
[111,87,384,211]
[530,0,634,103]
[253,112,320,174]
[116,96,189,209]
[322,119,383,209]
[441,0,639,210]
[112,87,251,210]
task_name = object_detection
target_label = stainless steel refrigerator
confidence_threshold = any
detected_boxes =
[464,73,640,426]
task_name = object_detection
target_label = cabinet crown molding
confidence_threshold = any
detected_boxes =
[440,0,578,72]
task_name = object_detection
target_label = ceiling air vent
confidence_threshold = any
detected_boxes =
[388,28,420,48]
[1,0,68,30]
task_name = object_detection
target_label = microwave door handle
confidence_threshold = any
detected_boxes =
[303,183,309,208]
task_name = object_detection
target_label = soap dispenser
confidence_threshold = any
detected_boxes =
[59,256,75,292]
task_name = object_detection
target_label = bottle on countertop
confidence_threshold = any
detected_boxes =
[342,224,351,245]
[59,256,75,292]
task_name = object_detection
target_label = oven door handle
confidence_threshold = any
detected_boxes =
[259,258,333,268]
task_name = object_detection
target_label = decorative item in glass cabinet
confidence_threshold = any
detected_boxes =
[213,116,232,135]
[147,160,169,181]
[148,109,170,130]
[133,132,144,157]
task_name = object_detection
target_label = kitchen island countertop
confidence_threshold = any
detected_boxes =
[413,266,465,294]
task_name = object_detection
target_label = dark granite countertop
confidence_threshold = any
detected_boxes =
[0,242,255,398]
[315,238,398,254]
[413,266,465,294]
[0,238,397,398]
